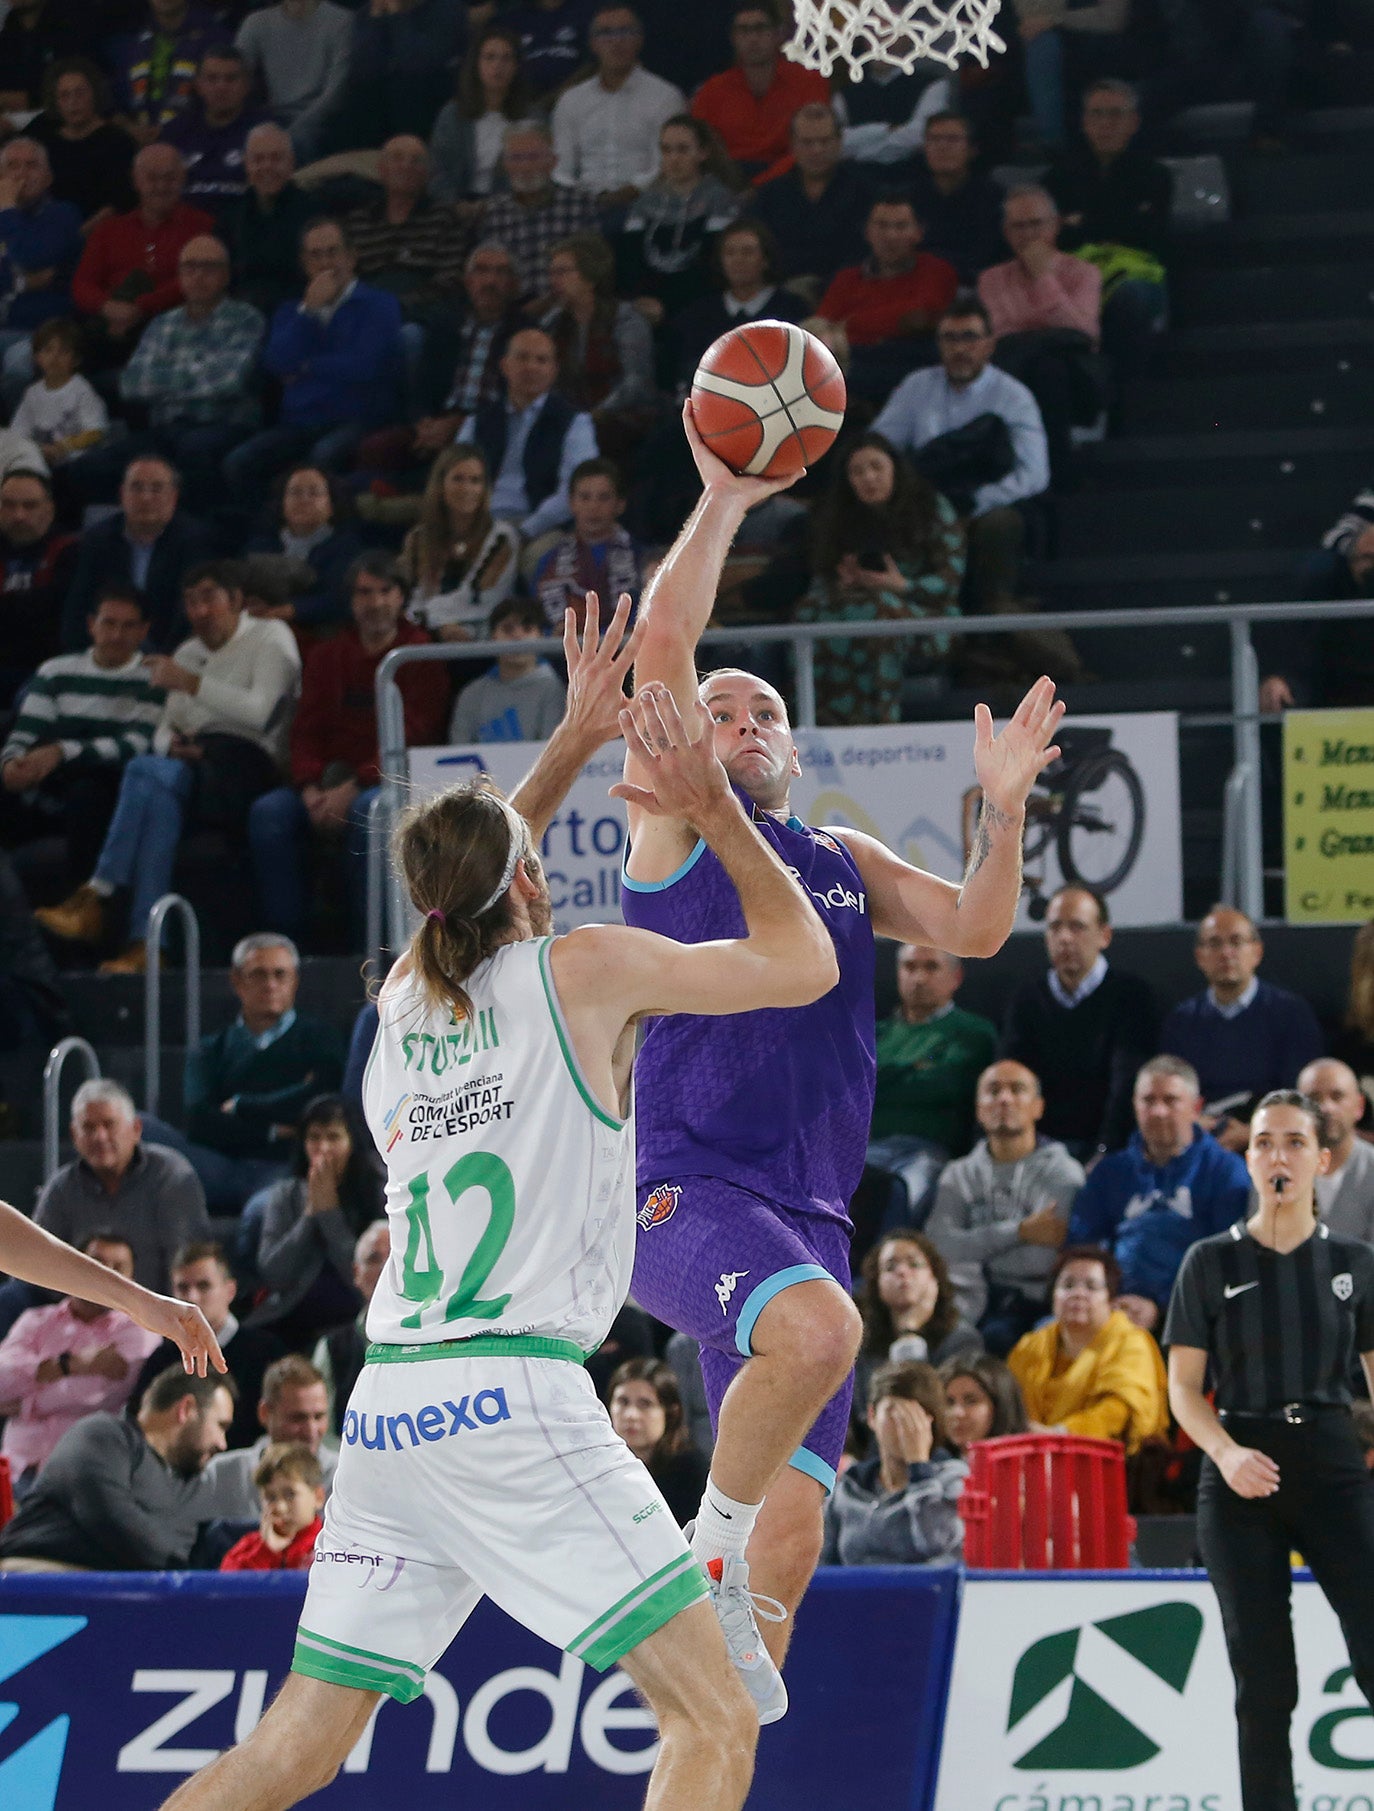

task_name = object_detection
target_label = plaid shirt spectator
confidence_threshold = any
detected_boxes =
[480,185,599,301]
[436,312,519,415]
[119,296,265,428]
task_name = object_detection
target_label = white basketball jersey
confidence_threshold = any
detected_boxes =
[362,938,635,1354]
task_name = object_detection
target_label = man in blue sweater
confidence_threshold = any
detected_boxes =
[224,217,402,509]
[1068,1055,1251,1331]
[1160,905,1323,1151]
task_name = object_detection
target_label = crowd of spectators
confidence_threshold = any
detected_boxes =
[0,0,1371,1576]
[2,0,1356,958]
[1,878,1373,1567]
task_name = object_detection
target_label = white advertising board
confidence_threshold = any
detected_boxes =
[936,1574,1373,1811]
[408,712,1181,933]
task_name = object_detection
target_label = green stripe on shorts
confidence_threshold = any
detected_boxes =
[366,1333,587,1366]
[569,1553,709,1672]
[292,1627,426,1704]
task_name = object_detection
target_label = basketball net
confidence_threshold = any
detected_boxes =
[783,0,1006,78]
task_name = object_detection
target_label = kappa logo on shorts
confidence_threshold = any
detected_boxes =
[637,1184,682,1231]
[1334,1271,1354,1300]
[715,1270,749,1313]
[341,1389,511,1451]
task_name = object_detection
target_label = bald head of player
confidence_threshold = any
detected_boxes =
[697,668,802,812]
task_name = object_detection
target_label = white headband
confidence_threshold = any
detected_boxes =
[474,805,526,916]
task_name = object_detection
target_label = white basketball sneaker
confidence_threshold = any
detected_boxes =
[703,1555,789,1725]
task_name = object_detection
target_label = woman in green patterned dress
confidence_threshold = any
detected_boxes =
[797,434,966,726]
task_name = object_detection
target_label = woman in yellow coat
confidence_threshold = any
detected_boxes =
[1008,1245,1169,1454]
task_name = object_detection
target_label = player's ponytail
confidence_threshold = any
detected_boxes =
[395,778,538,1022]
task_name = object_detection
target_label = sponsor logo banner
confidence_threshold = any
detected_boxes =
[0,1567,957,1807]
[935,1575,1374,1811]
[1285,708,1374,922]
[409,711,1181,933]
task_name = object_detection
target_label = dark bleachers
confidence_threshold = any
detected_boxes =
[0,956,369,1214]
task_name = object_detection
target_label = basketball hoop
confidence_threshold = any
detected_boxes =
[783,0,1005,79]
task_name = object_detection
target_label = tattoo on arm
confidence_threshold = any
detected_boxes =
[961,798,1020,889]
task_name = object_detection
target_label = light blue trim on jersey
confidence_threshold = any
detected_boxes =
[735,1263,833,1357]
[789,1445,837,1496]
[621,838,708,893]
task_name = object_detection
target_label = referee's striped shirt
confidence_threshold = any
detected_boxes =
[1163,1221,1374,1412]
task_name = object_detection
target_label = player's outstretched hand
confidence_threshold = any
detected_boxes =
[136,1293,227,1378]
[610,683,729,825]
[972,676,1066,819]
[561,590,645,750]
[683,398,804,507]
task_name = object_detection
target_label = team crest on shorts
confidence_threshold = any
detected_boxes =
[638,1184,682,1231]
[1334,1271,1354,1300]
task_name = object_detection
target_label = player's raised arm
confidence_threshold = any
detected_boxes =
[633,401,800,719]
[557,684,838,1020]
[507,591,643,841]
[0,1198,225,1376]
[834,678,1066,959]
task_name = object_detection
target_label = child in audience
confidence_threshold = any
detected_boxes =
[219,1441,325,1572]
[9,318,108,468]
[534,457,644,631]
[449,596,567,744]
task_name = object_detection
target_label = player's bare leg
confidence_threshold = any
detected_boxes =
[691,1277,861,1693]
[155,1609,756,1811]
[745,1465,828,1668]
[620,1598,758,1810]
[154,1673,380,1811]
[710,1279,860,1503]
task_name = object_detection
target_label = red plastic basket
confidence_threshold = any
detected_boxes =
[959,1433,1135,1569]
[0,1456,12,1530]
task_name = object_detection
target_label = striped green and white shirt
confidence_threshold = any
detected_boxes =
[1,650,161,769]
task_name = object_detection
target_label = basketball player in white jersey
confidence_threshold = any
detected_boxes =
[155,680,838,1811]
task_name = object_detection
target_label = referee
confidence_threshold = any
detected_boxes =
[1165,1088,1374,1811]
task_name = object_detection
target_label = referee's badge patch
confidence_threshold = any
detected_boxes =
[1334,1272,1354,1300]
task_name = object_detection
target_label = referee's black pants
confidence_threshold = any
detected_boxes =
[1198,1408,1374,1811]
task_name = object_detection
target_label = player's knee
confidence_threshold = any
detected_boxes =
[301,1746,351,1798]
[802,1293,862,1386]
[667,1672,757,1775]
[756,1284,860,1384]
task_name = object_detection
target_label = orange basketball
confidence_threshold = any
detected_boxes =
[690,320,847,478]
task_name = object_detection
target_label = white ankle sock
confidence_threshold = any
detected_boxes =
[690,1481,761,1565]
[88,877,113,899]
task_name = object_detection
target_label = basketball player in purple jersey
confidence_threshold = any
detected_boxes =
[617,403,1066,1721]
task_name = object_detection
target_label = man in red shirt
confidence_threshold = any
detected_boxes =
[816,193,958,402]
[692,0,830,184]
[246,552,450,946]
[71,142,212,367]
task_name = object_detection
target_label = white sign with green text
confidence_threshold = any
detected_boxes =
[935,1576,1374,1811]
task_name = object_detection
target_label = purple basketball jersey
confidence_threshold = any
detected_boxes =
[622,806,876,1225]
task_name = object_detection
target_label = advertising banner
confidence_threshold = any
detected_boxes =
[409,711,1180,932]
[934,1573,1371,1811]
[0,1566,958,1810]
[1285,709,1374,922]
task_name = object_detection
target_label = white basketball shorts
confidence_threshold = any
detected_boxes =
[292,1337,707,1703]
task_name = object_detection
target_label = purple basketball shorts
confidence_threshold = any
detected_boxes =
[631,1174,854,1493]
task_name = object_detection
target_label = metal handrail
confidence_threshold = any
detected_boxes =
[144,893,202,1120]
[364,787,387,982]
[371,596,1374,967]
[43,1038,100,1183]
